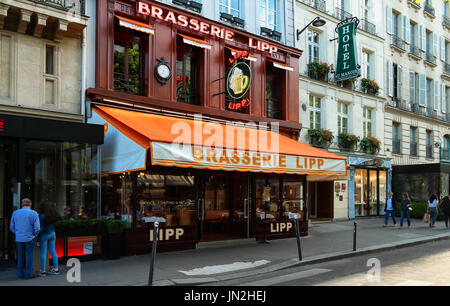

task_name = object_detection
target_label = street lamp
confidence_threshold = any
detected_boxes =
[296,17,326,40]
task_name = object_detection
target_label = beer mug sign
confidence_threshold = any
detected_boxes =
[226,62,252,100]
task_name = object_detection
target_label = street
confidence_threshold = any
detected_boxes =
[205,239,450,286]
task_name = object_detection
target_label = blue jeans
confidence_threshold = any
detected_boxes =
[16,238,36,278]
[400,210,411,227]
[429,207,438,226]
[40,232,58,272]
[384,210,397,225]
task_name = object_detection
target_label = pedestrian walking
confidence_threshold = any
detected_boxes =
[428,194,440,228]
[9,198,40,279]
[38,201,60,276]
[400,193,412,229]
[440,196,450,228]
[383,192,397,227]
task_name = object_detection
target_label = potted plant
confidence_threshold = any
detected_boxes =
[338,133,360,151]
[105,220,126,260]
[360,136,381,155]
[307,62,330,81]
[360,78,380,95]
[307,128,334,148]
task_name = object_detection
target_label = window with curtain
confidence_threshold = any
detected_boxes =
[309,96,321,129]
[260,0,277,30]
[220,0,241,17]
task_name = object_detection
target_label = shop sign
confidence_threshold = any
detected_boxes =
[136,1,278,54]
[226,62,251,100]
[150,227,185,242]
[270,221,301,233]
[335,20,360,82]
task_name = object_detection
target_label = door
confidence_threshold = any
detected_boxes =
[230,174,250,238]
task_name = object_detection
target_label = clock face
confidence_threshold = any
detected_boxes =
[157,64,171,79]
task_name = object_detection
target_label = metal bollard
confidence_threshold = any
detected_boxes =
[293,218,303,261]
[148,221,159,286]
[353,221,357,251]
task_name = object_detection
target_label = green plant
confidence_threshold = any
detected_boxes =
[360,136,381,154]
[307,62,330,80]
[338,133,360,150]
[360,78,380,95]
[105,220,126,235]
[307,128,334,147]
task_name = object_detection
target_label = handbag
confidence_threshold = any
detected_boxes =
[423,212,430,223]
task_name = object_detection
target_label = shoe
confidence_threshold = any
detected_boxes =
[395,223,398,227]
[39,271,47,277]
[383,224,387,227]
[48,268,60,275]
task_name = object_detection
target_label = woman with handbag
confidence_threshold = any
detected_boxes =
[400,193,412,229]
[38,201,60,276]
[428,194,439,228]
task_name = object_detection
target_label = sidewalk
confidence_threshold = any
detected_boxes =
[1,217,450,286]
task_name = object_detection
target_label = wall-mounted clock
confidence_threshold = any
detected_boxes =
[155,57,172,85]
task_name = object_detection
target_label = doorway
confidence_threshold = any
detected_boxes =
[199,173,251,241]
[309,182,334,220]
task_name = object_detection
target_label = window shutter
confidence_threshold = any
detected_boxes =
[386,6,392,34]
[434,80,439,111]
[405,16,410,44]
[418,25,425,51]
[409,71,415,105]
[441,36,446,61]
[401,15,406,42]
[419,74,425,106]
[433,33,438,57]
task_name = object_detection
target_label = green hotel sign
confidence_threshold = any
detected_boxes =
[335,20,360,82]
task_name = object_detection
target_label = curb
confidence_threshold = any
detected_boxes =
[154,233,450,286]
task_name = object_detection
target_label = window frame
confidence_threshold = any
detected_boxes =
[260,0,277,30]
[363,107,373,138]
[337,102,349,134]
[309,95,322,129]
[220,0,241,18]
[307,29,320,63]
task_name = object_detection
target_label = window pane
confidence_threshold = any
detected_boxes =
[46,46,55,75]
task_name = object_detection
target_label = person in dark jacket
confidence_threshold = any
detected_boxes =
[441,196,450,228]
[383,192,397,227]
[400,193,412,229]
[38,201,60,276]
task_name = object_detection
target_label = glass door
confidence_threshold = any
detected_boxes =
[230,174,250,238]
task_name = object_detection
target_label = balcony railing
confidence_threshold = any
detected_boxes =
[444,15,450,28]
[441,148,450,160]
[334,7,352,21]
[392,140,401,155]
[424,52,437,65]
[409,45,423,59]
[410,142,418,157]
[301,0,327,13]
[358,19,376,35]
[426,144,433,159]
[408,0,421,8]
[424,3,435,17]
[391,34,406,51]
[28,0,85,15]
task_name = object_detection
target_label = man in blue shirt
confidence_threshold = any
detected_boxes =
[10,198,40,279]
[383,192,397,227]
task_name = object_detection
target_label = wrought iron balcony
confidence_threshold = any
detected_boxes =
[334,7,352,21]
[444,15,450,28]
[424,3,435,17]
[391,34,406,51]
[409,45,423,59]
[410,142,418,157]
[424,52,437,66]
[27,0,85,15]
[358,19,376,35]
[301,0,327,13]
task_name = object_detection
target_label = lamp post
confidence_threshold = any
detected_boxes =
[297,17,327,40]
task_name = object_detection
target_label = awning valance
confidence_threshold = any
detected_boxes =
[178,33,212,50]
[267,59,294,72]
[90,106,347,176]
[116,15,155,35]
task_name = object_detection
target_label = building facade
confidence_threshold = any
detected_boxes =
[0,0,104,260]
[296,0,390,220]
[383,0,450,201]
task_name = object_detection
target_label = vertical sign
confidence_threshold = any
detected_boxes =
[0,118,4,132]
[335,20,361,82]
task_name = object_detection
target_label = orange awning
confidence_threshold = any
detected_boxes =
[116,15,155,35]
[93,106,347,176]
[178,33,212,50]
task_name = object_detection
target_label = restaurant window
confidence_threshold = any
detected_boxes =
[363,107,373,137]
[113,22,146,96]
[255,177,281,222]
[266,61,283,119]
[337,102,349,134]
[309,95,321,129]
[176,35,202,105]
[282,178,304,221]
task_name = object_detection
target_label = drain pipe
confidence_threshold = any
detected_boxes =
[81,27,87,118]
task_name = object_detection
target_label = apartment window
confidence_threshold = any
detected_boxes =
[443,135,450,160]
[44,44,58,105]
[426,130,433,158]
[363,0,370,20]
[363,107,373,137]
[266,62,283,119]
[309,96,321,129]
[260,0,277,30]
[392,123,401,154]
[45,46,55,75]
[426,78,433,108]
[392,12,400,37]
[410,127,418,156]
[220,0,241,18]
[176,36,203,105]
[361,51,372,79]
[426,30,432,54]
[337,102,349,134]
[393,64,401,99]
[308,30,320,63]
[409,71,419,105]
